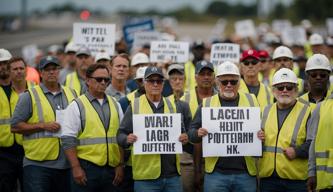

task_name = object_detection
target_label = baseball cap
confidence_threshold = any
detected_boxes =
[167,64,184,76]
[131,52,149,66]
[258,50,270,59]
[144,66,164,79]
[65,42,78,53]
[95,51,111,62]
[272,68,298,86]
[195,60,214,74]
[192,40,205,49]
[76,46,91,56]
[241,49,259,61]
[135,66,148,80]
[39,56,60,70]
[309,33,324,45]
[0,49,12,62]
[272,46,293,60]
[216,61,240,77]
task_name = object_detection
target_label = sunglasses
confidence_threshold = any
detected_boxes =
[309,73,328,79]
[145,79,164,85]
[219,80,238,86]
[275,85,295,91]
[90,76,111,83]
[243,60,259,66]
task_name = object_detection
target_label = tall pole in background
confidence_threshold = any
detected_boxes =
[21,0,27,31]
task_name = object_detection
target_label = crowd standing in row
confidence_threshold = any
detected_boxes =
[0,28,333,192]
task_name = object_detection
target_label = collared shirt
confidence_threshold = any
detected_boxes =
[10,83,71,169]
[105,83,131,101]
[60,92,123,150]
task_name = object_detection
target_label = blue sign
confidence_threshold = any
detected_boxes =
[122,19,154,46]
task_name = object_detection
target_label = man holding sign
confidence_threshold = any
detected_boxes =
[117,66,190,192]
[189,61,264,192]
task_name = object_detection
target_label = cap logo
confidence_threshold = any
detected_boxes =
[46,56,53,61]
[248,50,253,55]
[201,61,208,66]
[151,67,158,72]
[281,73,288,79]
[225,64,232,71]
[316,58,322,65]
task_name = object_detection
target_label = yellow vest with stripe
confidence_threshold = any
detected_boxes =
[76,95,121,167]
[180,89,199,119]
[184,61,196,92]
[239,79,273,112]
[131,95,181,180]
[313,99,333,190]
[0,82,34,147]
[202,92,259,175]
[298,91,331,112]
[23,85,75,161]
[259,100,311,180]
[126,90,138,104]
[65,71,81,96]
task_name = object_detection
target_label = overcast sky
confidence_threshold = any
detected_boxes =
[0,0,293,15]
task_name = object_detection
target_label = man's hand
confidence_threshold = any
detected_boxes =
[307,176,316,192]
[197,128,208,137]
[113,165,124,186]
[283,147,296,160]
[127,134,137,144]
[40,122,61,132]
[72,166,87,186]
[257,130,265,141]
[179,133,188,145]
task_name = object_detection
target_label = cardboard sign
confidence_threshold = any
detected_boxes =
[150,41,189,63]
[133,31,161,49]
[133,113,182,154]
[73,23,115,56]
[202,107,262,157]
[235,19,256,38]
[281,26,307,46]
[272,20,292,34]
[123,19,154,46]
[210,43,240,66]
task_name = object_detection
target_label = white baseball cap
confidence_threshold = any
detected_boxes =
[216,61,240,77]
[272,68,298,86]
[131,53,149,66]
[305,54,331,72]
[65,42,78,53]
[95,51,111,62]
[0,49,12,62]
[272,46,293,60]
[309,33,324,45]
[135,66,148,80]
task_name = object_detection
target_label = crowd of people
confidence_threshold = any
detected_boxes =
[0,22,333,192]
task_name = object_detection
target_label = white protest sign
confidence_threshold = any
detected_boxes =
[210,43,240,66]
[202,107,262,157]
[73,23,115,56]
[272,20,292,35]
[281,26,307,46]
[150,41,189,63]
[326,18,333,36]
[133,113,182,155]
[235,19,256,38]
[133,31,161,49]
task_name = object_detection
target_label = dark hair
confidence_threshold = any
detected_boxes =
[8,57,27,67]
[110,53,130,66]
[86,64,109,77]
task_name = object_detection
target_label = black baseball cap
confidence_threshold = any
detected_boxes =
[39,56,60,70]
[144,66,164,79]
[195,60,214,74]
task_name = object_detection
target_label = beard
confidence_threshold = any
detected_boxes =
[221,91,236,99]
[275,95,295,105]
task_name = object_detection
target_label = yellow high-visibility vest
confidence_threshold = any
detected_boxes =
[65,71,81,96]
[180,89,199,119]
[184,61,196,92]
[131,95,181,180]
[76,95,121,167]
[259,101,311,180]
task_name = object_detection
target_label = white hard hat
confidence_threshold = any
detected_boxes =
[135,66,148,80]
[216,61,240,77]
[65,42,78,53]
[131,53,149,66]
[95,51,110,62]
[272,46,293,60]
[305,54,331,72]
[272,68,298,86]
[0,48,12,62]
[309,33,324,45]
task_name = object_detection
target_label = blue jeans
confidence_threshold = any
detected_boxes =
[71,159,119,192]
[23,165,71,192]
[261,177,307,192]
[134,176,182,192]
[204,172,256,192]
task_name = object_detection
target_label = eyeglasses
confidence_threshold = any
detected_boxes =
[260,58,270,62]
[242,60,259,66]
[309,72,328,79]
[219,80,238,86]
[275,85,295,91]
[145,79,164,85]
[90,76,110,83]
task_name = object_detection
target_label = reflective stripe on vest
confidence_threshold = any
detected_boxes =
[131,95,180,180]
[0,87,14,147]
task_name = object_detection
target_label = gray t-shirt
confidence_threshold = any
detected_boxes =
[11,83,71,169]
[105,83,131,101]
